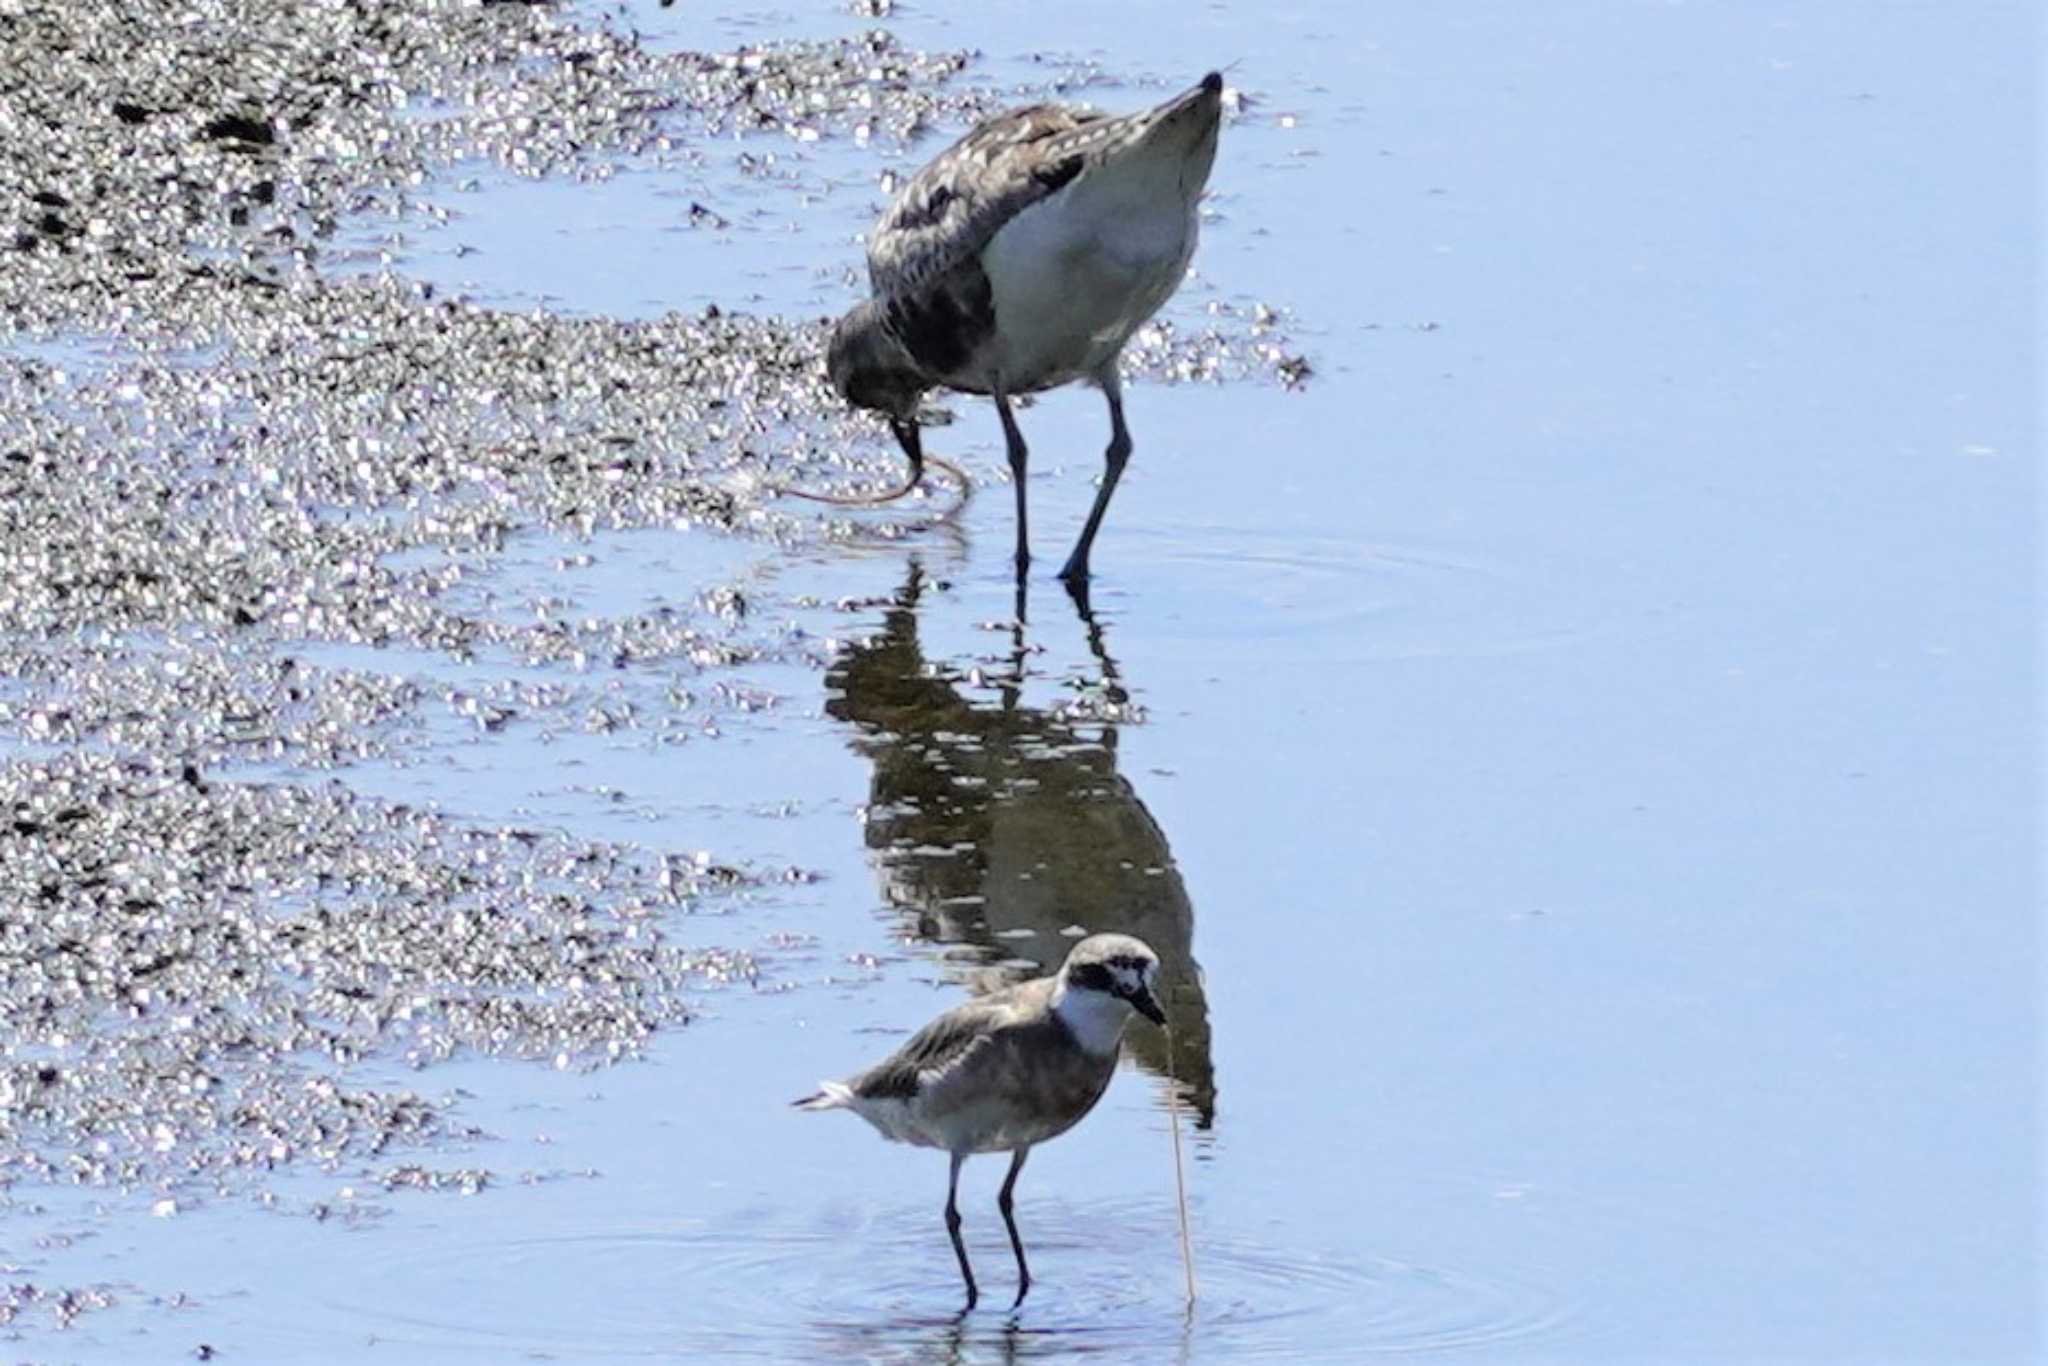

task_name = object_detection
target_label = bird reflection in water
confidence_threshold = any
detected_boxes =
[824,563,1215,1124]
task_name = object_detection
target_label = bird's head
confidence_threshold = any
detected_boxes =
[827,301,925,422]
[1059,933,1167,1028]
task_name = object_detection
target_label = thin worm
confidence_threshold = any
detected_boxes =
[1168,1024,1198,1304]
[778,453,974,521]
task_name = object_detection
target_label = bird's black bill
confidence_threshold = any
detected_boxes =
[1131,987,1167,1027]
[889,417,926,490]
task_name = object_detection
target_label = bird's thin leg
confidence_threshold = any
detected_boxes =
[1058,365,1133,583]
[997,1146,1032,1308]
[993,384,1031,577]
[946,1151,978,1309]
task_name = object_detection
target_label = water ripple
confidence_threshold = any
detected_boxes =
[313,1198,1587,1361]
[1116,525,1617,662]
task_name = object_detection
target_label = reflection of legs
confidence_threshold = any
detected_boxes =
[994,385,1031,576]
[998,1147,1032,1307]
[1060,567,1092,617]
[946,1151,979,1308]
[1058,366,1133,583]
[1000,617,1028,710]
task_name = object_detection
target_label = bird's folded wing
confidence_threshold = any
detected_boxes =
[850,996,1014,1101]
[866,104,1109,302]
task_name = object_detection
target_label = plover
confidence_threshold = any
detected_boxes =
[794,933,1167,1308]
[826,73,1225,583]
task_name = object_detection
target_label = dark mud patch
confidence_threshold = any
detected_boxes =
[0,749,755,1193]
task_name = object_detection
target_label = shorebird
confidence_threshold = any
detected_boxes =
[793,933,1167,1308]
[825,73,1225,584]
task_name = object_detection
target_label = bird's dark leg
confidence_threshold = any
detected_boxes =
[993,386,1031,578]
[1058,365,1133,584]
[946,1151,978,1309]
[997,1146,1032,1308]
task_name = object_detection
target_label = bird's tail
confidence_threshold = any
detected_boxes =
[791,1081,853,1111]
[1112,71,1223,189]
[1139,71,1225,143]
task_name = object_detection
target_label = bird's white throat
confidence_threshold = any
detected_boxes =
[1050,980,1134,1057]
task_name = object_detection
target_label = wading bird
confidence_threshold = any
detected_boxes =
[825,73,1225,584]
[793,933,1167,1308]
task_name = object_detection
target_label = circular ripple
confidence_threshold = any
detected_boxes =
[1113,525,1618,662]
[307,1198,1585,1361]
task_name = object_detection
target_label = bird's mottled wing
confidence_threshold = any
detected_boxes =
[849,995,1013,1101]
[866,103,1113,302]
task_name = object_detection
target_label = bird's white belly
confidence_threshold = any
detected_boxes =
[979,169,1200,392]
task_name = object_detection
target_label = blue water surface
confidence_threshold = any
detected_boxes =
[14,0,2036,1361]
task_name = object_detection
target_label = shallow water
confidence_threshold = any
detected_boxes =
[7,0,2037,1361]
